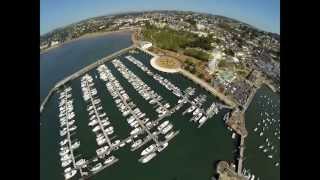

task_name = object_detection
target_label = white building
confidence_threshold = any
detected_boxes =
[196,23,205,30]
[139,41,152,50]
[50,41,59,46]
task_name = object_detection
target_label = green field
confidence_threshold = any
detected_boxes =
[142,24,213,61]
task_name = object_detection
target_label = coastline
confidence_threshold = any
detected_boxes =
[40,29,135,55]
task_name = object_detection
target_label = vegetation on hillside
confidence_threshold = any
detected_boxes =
[142,23,213,55]
[184,48,211,61]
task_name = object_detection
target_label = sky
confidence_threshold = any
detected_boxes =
[40,0,280,35]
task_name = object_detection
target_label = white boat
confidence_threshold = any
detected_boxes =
[97,138,107,146]
[254,127,258,132]
[90,163,102,172]
[126,138,132,143]
[92,126,100,132]
[165,131,174,139]
[198,116,207,124]
[259,132,263,136]
[104,156,115,165]
[60,129,67,137]
[61,159,72,167]
[141,144,156,156]
[101,121,110,127]
[61,154,71,161]
[69,125,77,132]
[113,140,121,146]
[59,149,70,156]
[157,120,169,131]
[275,162,279,167]
[71,141,80,150]
[232,133,236,139]
[75,159,86,167]
[64,169,77,180]
[192,108,200,115]
[64,167,72,173]
[194,113,203,122]
[60,139,68,146]
[258,145,264,149]
[127,116,135,124]
[131,139,143,148]
[157,142,168,152]
[140,152,157,163]
[268,155,273,159]
[89,120,98,127]
[161,124,173,134]
[96,145,109,156]
[119,142,126,147]
[130,127,141,135]
[187,106,196,113]
[263,149,268,153]
[250,174,255,180]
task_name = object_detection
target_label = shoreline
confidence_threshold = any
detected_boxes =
[40,29,136,55]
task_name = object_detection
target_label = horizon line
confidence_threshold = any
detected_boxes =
[41,9,279,36]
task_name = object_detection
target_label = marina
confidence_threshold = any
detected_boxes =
[40,33,280,180]
[41,47,236,180]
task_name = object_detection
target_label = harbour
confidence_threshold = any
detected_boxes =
[40,32,279,180]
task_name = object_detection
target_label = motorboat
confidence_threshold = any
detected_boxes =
[96,145,109,156]
[61,159,72,167]
[71,141,80,150]
[161,124,173,134]
[157,120,169,131]
[103,156,115,165]
[194,113,203,122]
[126,138,132,143]
[64,169,77,180]
[113,140,121,146]
[130,127,141,135]
[60,139,68,146]
[165,131,174,139]
[140,152,157,164]
[59,148,70,156]
[119,142,126,147]
[92,126,100,132]
[187,106,196,113]
[60,129,67,137]
[69,125,77,132]
[141,144,156,156]
[157,142,168,152]
[131,139,142,148]
[89,120,98,127]
[198,116,207,124]
[75,159,86,167]
[192,108,200,116]
[61,154,71,161]
[90,163,102,172]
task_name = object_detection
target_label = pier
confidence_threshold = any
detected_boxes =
[61,87,84,176]
[83,78,113,148]
[40,45,136,114]
[237,136,245,175]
